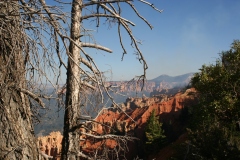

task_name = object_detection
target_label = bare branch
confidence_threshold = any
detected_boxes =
[17,87,45,108]
[80,80,96,90]
[81,42,113,53]
[81,132,138,140]
[79,57,98,74]
[77,151,92,160]
[138,0,163,13]
[100,3,148,80]
[126,1,153,29]
[54,30,67,69]
[81,14,135,26]
[40,152,53,159]
[118,22,127,60]
[82,0,133,7]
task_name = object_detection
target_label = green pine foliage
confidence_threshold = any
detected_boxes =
[144,109,167,155]
[186,40,240,160]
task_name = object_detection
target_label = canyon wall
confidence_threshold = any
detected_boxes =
[38,131,63,160]
[38,88,198,159]
[94,88,197,137]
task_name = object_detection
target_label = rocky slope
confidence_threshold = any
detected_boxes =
[38,88,198,159]
[94,88,197,137]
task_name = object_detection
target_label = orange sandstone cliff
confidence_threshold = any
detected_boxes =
[38,131,63,160]
[94,88,197,136]
[38,88,198,159]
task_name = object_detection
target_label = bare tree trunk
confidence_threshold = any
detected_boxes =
[0,1,39,160]
[61,0,82,159]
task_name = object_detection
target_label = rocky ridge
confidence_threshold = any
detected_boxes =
[93,88,197,136]
[105,73,193,93]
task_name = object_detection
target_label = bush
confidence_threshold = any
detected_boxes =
[187,40,240,159]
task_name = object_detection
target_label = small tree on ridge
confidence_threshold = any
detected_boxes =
[144,109,166,155]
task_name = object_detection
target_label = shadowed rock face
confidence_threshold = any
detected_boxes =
[37,88,198,159]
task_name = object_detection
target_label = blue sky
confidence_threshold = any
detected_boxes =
[54,0,240,82]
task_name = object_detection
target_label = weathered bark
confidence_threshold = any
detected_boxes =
[61,0,82,159]
[0,1,39,159]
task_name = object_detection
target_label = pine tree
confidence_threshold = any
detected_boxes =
[144,109,167,155]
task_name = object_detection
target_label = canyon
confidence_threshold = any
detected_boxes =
[35,73,194,137]
[38,87,198,159]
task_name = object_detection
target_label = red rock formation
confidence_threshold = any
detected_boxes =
[89,88,198,159]
[93,88,197,139]
[38,88,197,159]
[38,131,63,160]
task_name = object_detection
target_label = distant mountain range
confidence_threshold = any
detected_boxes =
[149,72,194,83]
[106,72,194,93]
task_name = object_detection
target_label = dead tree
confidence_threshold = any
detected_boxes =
[0,0,67,159]
[60,0,162,159]
[0,0,162,159]
[0,1,39,159]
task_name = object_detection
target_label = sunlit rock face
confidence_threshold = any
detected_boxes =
[37,88,198,159]
[94,88,198,138]
[38,131,63,160]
